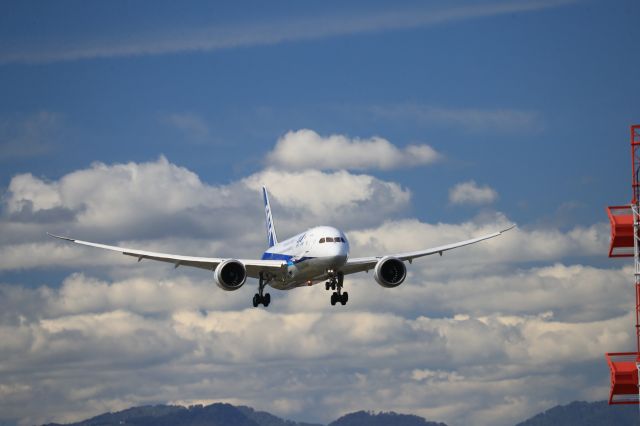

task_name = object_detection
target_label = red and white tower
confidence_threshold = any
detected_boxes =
[605,124,640,404]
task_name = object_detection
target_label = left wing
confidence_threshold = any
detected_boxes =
[47,233,286,278]
[340,225,514,276]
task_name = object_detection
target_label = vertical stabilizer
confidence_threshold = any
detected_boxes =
[262,186,278,248]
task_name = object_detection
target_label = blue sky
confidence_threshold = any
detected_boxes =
[2,0,638,225]
[1,1,640,425]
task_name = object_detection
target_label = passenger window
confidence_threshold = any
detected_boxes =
[319,238,325,243]
[325,237,334,242]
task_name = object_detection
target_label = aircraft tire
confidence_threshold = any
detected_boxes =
[330,292,337,306]
[341,292,348,305]
[264,293,271,307]
[252,294,259,307]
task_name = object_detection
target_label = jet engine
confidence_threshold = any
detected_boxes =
[373,256,407,288]
[213,259,247,291]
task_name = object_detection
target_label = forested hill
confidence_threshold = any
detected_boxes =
[42,403,447,426]
[42,400,640,426]
[515,401,639,426]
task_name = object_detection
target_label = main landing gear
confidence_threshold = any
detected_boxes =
[326,271,348,306]
[253,273,271,307]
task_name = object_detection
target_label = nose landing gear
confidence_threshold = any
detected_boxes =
[326,271,348,306]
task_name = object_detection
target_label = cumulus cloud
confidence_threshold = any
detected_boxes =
[0,155,626,426]
[266,129,440,171]
[4,156,411,233]
[347,218,608,270]
[449,180,498,205]
[0,157,411,270]
[3,156,242,244]
[0,269,630,426]
[243,168,411,229]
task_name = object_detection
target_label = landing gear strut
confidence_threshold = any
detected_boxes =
[253,273,271,307]
[326,271,348,306]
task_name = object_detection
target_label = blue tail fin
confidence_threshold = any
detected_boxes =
[263,186,278,248]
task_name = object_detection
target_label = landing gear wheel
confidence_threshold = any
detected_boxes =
[254,272,272,307]
[328,271,348,306]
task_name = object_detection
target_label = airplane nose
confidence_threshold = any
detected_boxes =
[330,243,346,256]
[329,244,348,266]
[331,254,348,267]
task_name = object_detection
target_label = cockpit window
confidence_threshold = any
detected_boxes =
[320,236,346,243]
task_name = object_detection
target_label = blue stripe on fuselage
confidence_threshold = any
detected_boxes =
[261,252,292,261]
[261,252,313,264]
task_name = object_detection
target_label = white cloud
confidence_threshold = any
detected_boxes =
[4,156,410,232]
[449,180,498,205]
[0,1,579,64]
[3,156,238,241]
[340,262,628,324]
[0,230,621,426]
[0,271,629,425]
[347,218,607,269]
[266,129,439,171]
[0,153,626,426]
[244,168,410,218]
[6,173,62,213]
[0,156,411,270]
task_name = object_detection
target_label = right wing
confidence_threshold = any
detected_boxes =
[47,233,286,278]
[340,225,514,276]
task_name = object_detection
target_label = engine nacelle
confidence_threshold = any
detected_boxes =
[213,259,247,291]
[373,256,407,288]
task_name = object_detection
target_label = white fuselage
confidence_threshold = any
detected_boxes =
[261,226,349,290]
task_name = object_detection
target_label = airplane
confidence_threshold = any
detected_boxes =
[49,186,514,307]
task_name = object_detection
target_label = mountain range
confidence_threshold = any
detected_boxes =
[42,400,640,426]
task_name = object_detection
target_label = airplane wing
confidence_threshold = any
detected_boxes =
[47,233,286,278]
[340,225,515,276]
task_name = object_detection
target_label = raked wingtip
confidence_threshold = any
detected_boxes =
[500,224,517,234]
[47,232,75,242]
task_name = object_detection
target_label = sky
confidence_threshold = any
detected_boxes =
[1,0,640,425]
